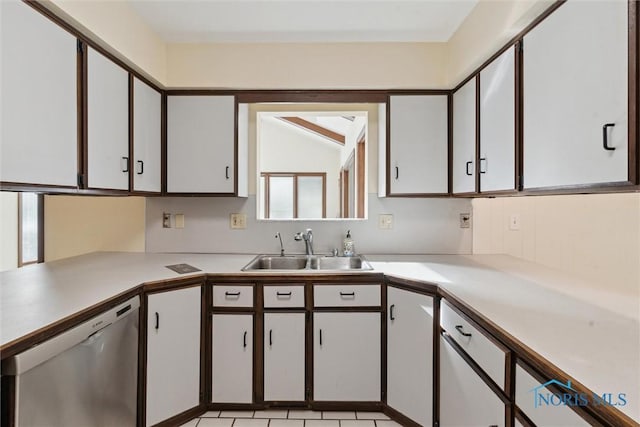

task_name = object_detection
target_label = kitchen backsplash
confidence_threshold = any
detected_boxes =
[145,195,472,255]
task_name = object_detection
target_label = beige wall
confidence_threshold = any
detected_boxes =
[472,193,640,298]
[166,42,447,89]
[446,0,554,86]
[45,0,167,85]
[44,196,146,262]
[0,192,19,271]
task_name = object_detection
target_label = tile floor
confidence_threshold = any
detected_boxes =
[181,410,402,427]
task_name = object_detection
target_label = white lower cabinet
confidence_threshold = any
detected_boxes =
[515,365,589,427]
[313,312,381,401]
[146,286,201,427]
[386,287,433,426]
[212,314,253,403]
[264,313,306,401]
[440,335,505,427]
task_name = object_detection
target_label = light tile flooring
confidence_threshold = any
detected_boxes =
[181,410,402,427]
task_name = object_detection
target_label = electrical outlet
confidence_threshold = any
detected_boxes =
[379,214,393,229]
[230,213,247,229]
[162,213,171,228]
[509,214,521,231]
[460,213,471,228]
[175,214,185,229]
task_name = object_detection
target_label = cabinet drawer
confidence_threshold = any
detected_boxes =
[314,284,380,307]
[440,300,506,389]
[264,285,305,308]
[213,285,254,308]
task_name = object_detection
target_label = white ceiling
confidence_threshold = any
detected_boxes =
[129,0,478,43]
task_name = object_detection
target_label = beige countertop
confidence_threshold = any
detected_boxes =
[1,252,638,421]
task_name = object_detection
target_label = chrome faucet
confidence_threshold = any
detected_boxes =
[275,232,285,256]
[294,229,314,255]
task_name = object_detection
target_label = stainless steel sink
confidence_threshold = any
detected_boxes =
[242,254,373,271]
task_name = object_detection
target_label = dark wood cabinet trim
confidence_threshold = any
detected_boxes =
[128,74,135,193]
[474,75,481,194]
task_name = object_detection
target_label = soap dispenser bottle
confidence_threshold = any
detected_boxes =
[343,230,354,257]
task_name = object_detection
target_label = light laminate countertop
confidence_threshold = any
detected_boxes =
[1,252,638,421]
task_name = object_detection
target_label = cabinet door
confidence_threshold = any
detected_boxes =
[133,77,162,193]
[212,314,253,403]
[1,1,78,187]
[523,1,628,188]
[452,78,477,194]
[389,95,448,195]
[387,287,433,426]
[167,95,235,193]
[480,46,516,192]
[264,313,306,402]
[87,47,129,190]
[440,336,505,427]
[146,286,201,427]
[515,365,589,427]
[313,312,380,401]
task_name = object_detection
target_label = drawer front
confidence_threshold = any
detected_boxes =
[213,285,254,308]
[440,300,506,389]
[264,285,305,308]
[314,284,380,307]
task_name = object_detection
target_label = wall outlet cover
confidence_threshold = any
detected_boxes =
[162,213,171,228]
[230,213,247,229]
[378,214,393,229]
[509,214,521,231]
[175,214,185,229]
[460,213,471,228]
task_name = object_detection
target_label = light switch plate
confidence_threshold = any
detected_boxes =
[230,213,247,229]
[175,214,185,229]
[509,214,521,231]
[379,214,393,229]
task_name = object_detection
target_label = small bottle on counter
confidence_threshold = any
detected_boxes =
[343,230,354,257]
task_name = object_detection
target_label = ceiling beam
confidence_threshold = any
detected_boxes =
[279,116,345,145]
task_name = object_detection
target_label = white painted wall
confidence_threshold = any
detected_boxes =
[145,195,472,255]
[259,117,342,218]
[472,193,640,300]
[0,192,18,272]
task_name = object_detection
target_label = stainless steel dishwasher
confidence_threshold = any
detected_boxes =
[2,296,139,427]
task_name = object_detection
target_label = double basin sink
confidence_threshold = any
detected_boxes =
[242,254,373,271]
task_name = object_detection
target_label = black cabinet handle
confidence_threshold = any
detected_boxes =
[465,161,473,176]
[276,291,292,297]
[225,166,230,179]
[390,304,396,321]
[395,166,399,180]
[243,331,247,348]
[319,329,323,346]
[340,292,355,297]
[225,291,241,297]
[603,123,616,151]
[455,325,472,337]
[269,329,273,346]
[479,158,487,174]
[122,156,129,173]
[155,312,159,330]
[137,160,144,175]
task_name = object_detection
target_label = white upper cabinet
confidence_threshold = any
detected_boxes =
[523,0,628,189]
[452,79,477,194]
[167,95,236,194]
[133,78,162,193]
[388,95,449,195]
[1,1,78,187]
[387,287,434,426]
[87,47,129,190]
[480,46,516,192]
